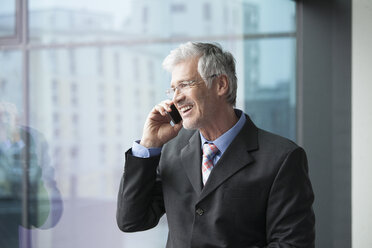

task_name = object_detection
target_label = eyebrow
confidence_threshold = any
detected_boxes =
[171,78,194,88]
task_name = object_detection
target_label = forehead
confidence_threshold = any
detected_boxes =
[171,57,200,86]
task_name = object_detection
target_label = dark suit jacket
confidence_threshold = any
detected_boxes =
[117,114,315,248]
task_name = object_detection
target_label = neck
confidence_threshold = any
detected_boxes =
[199,107,238,141]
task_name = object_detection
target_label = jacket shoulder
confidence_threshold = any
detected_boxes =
[257,128,301,155]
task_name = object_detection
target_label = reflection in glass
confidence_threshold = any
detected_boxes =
[0,0,16,37]
[0,101,63,248]
[0,52,63,248]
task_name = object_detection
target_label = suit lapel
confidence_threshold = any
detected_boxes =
[198,115,259,203]
[181,131,203,195]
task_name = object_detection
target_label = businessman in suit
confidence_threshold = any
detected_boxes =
[116,42,315,247]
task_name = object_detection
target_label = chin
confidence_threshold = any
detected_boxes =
[182,119,199,130]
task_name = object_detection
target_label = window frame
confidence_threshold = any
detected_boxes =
[0,0,23,45]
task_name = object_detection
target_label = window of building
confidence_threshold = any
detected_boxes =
[203,3,211,21]
[97,48,103,76]
[114,52,120,79]
[142,6,148,24]
[171,4,186,13]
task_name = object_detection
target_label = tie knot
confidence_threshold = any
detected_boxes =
[203,143,219,158]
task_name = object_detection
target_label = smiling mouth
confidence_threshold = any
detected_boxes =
[179,104,193,115]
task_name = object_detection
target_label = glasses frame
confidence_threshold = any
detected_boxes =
[165,74,219,99]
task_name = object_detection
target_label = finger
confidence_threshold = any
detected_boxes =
[154,100,174,115]
[163,99,173,106]
[160,100,173,112]
[153,104,168,116]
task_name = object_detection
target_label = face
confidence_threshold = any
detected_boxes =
[171,57,219,130]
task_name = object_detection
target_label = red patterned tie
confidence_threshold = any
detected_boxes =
[202,143,219,185]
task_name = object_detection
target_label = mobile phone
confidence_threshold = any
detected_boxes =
[167,104,182,125]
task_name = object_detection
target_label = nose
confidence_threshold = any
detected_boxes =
[172,88,184,104]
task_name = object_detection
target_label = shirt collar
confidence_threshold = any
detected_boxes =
[200,109,246,154]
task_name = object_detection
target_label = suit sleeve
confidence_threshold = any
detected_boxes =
[116,149,165,232]
[265,147,315,248]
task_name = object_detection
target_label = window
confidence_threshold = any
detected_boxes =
[171,4,186,13]
[0,0,296,247]
[142,6,148,24]
[0,51,22,111]
[203,3,211,21]
[97,48,103,76]
[114,52,120,79]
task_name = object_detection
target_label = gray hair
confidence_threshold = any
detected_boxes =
[162,42,238,106]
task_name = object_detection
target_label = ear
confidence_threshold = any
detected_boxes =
[216,75,229,97]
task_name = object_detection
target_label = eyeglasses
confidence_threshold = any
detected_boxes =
[165,74,218,99]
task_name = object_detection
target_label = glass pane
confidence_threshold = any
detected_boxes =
[242,0,296,34]
[0,0,16,37]
[29,0,295,45]
[242,37,296,140]
[0,51,22,111]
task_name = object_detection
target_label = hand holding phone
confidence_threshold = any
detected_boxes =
[140,101,182,148]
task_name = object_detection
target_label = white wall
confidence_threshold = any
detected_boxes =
[352,0,372,247]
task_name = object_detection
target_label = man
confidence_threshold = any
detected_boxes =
[116,42,315,247]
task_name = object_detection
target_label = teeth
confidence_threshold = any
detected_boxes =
[180,105,192,112]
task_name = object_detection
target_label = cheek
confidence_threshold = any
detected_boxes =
[198,93,214,111]
[194,97,206,114]
[194,90,208,106]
